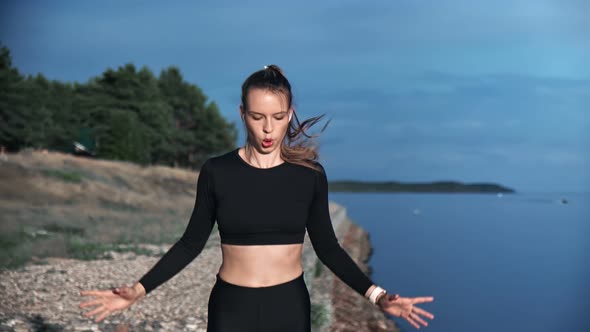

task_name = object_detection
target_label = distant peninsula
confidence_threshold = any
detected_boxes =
[328,180,515,193]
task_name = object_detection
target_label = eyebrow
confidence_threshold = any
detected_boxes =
[248,110,288,115]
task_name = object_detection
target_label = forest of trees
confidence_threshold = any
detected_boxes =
[0,44,237,168]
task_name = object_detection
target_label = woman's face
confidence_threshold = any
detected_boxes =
[240,88,293,154]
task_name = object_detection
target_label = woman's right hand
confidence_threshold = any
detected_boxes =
[79,284,145,323]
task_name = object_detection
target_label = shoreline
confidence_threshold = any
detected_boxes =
[304,202,399,331]
[326,214,400,332]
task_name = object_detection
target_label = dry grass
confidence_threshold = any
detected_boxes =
[0,149,214,269]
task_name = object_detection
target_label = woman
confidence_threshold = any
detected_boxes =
[79,65,435,331]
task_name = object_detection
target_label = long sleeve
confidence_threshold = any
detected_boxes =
[305,163,374,297]
[138,159,217,295]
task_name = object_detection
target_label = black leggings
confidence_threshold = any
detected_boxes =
[207,271,311,332]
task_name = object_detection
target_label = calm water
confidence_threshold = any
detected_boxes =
[329,192,590,332]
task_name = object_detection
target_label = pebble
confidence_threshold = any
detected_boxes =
[0,204,395,331]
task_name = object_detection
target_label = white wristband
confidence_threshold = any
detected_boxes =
[369,286,387,305]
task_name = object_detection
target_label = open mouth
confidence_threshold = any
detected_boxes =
[262,138,273,147]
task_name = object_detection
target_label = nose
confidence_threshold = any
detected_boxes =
[263,118,273,133]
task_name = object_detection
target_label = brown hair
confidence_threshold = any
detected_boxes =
[240,64,330,172]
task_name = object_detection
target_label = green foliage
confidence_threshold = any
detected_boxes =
[65,236,153,260]
[41,169,84,183]
[314,258,324,278]
[42,223,85,236]
[0,227,44,268]
[0,220,174,269]
[328,180,515,193]
[0,44,237,168]
[310,303,330,328]
[99,198,141,212]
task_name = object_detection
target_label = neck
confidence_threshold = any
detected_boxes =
[243,144,283,169]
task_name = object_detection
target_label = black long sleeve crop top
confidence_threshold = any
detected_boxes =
[138,148,375,297]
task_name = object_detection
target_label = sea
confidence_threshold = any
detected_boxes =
[329,192,590,332]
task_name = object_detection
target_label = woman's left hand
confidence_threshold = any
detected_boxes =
[378,293,434,329]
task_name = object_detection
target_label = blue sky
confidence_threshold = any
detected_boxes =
[2,0,588,192]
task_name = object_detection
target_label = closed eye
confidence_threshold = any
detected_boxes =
[248,112,287,120]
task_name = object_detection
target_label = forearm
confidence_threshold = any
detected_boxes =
[137,239,200,294]
[315,244,374,297]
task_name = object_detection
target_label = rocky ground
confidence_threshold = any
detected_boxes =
[0,210,399,332]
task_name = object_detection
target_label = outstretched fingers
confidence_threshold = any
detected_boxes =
[83,304,106,318]
[94,308,112,323]
[405,314,421,329]
[411,296,434,304]
[80,290,110,297]
[79,299,103,309]
[413,306,435,320]
[410,312,428,327]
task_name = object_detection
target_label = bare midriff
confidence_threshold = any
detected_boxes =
[218,243,304,287]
